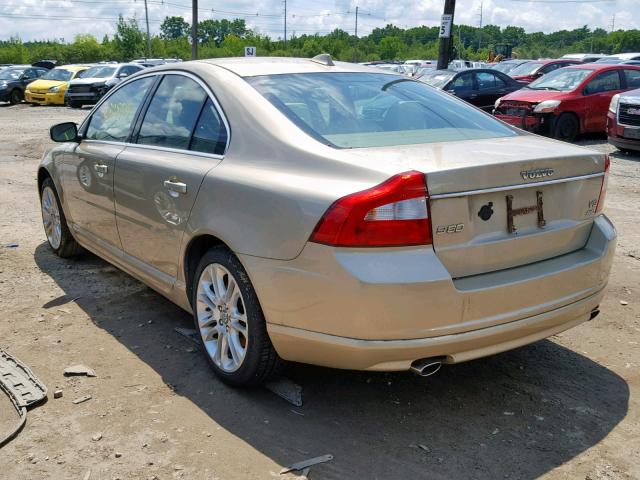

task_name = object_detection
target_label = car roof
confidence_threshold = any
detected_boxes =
[195,57,396,77]
[55,65,90,71]
[563,63,640,71]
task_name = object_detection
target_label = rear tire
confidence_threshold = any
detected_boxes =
[40,178,83,258]
[9,89,22,105]
[553,113,579,142]
[191,246,283,387]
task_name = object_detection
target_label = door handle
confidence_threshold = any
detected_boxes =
[94,164,108,174]
[164,179,187,195]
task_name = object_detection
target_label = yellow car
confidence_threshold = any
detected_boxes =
[25,65,89,105]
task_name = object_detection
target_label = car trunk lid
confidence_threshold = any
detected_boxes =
[345,135,606,278]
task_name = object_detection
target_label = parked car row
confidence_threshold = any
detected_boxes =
[1,59,180,107]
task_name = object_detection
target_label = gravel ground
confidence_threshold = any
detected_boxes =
[0,103,639,480]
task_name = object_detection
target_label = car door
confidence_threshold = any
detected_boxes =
[582,69,624,132]
[61,76,156,253]
[447,72,477,106]
[114,73,229,292]
[473,72,509,110]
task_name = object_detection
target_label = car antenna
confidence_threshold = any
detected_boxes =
[311,53,335,67]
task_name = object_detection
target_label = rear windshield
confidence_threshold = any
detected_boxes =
[509,62,544,76]
[43,69,74,81]
[247,72,517,148]
[525,68,592,91]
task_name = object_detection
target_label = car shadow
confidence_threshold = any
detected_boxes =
[34,243,629,479]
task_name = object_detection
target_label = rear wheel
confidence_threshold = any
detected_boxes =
[9,89,22,105]
[40,178,82,258]
[192,246,283,387]
[553,113,579,142]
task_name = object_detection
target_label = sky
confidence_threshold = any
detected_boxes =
[1,0,638,43]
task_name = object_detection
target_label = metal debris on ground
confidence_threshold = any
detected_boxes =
[0,348,47,448]
[64,365,96,377]
[279,454,333,475]
[174,327,201,346]
[72,395,92,404]
[265,377,303,407]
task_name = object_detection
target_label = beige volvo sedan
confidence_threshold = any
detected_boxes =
[39,55,616,386]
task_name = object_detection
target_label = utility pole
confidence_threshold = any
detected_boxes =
[477,0,483,51]
[191,0,198,60]
[355,6,359,38]
[284,0,287,50]
[437,0,456,70]
[143,0,151,58]
[610,14,615,33]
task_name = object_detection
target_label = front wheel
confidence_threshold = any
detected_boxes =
[9,89,22,105]
[553,113,579,142]
[40,178,82,257]
[192,246,283,387]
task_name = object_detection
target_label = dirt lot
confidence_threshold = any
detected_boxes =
[0,102,639,480]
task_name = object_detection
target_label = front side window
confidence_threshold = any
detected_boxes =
[584,70,621,94]
[137,75,208,150]
[85,76,154,142]
[248,73,517,149]
[451,73,474,92]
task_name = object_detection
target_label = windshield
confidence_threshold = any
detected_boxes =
[417,71,455,88]
[80,66,116,78]
[525,68,592,91]
[492,62,521,74]
[248,73,517,148]
[43,69,74,81]
[509,62,544,76]
[0,68,24,80]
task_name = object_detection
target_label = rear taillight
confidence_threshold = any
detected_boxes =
[596,154,610,214]
[310,171,432,247]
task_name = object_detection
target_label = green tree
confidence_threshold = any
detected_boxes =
[379,36,404,59]
[160,16,190,40]
[113,16,145,60]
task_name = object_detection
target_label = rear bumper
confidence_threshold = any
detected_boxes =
[25,90,65,105]
[242,215,616,371]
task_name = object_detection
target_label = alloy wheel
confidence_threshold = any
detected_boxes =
[196,263,249,372]
[41,186,62,249]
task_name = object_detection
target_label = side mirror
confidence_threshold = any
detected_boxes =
[118,72,129,79]
[50,122,80,142]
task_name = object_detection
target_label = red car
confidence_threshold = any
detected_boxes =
[607,86,640,153]
[508,59,580,83]
[494,63,640,141]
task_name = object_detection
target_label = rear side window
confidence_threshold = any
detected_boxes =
[85,76,155,142]
[585,70,621,94]
[137,75,207,150]
[476,72,505,89]
[623,69,640,88]
[191,98,227,155]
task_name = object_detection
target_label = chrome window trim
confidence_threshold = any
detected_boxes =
[80,69,231,155]
[81,139,224,161]
[429,172,605,200]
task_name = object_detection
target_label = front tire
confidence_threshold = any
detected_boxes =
[553,113,579,142]
[192,246,283,387]
[9,89,22,105]
[40,178,82,258]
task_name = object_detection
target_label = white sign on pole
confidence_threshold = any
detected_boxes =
[244,46,257,57]
[439,14,453,38]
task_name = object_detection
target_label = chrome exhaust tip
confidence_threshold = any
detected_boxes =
[409,357,443,377]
